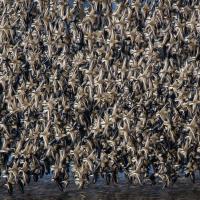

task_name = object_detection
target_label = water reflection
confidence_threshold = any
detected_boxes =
[1,175,200,200]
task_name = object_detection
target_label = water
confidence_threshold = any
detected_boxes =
[1,175,200,200]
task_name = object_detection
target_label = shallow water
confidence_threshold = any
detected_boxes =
[1,175,200,200]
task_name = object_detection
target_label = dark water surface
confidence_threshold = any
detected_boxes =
[1,175,200,200]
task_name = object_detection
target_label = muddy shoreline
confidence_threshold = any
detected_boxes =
[1,175,200,200]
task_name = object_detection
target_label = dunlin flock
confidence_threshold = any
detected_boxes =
[0,0,200,194]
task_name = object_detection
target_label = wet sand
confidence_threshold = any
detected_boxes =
[1,175,200,200]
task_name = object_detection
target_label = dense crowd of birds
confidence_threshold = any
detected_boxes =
[0,0,200,195]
